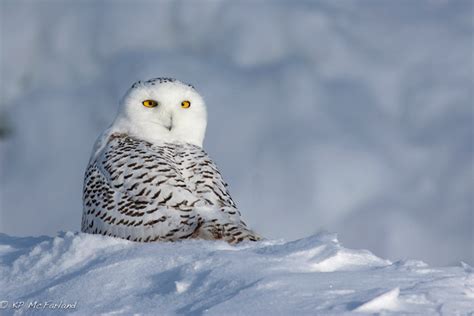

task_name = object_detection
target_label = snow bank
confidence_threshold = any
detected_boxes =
[0,232,472,315]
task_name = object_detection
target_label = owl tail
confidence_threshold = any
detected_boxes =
[193,218,262,244]
[224,223,262,244]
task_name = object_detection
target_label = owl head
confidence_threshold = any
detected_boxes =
[112,78,207,147]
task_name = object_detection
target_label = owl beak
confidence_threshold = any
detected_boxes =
[165,114,173,131]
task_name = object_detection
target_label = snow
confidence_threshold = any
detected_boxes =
[0,232,472,315]
[354,288,400,313]
[0,1,472,267]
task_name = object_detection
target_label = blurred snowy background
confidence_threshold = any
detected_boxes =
[0,0,472,266]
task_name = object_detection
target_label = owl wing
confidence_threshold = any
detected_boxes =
[82,133,260,243]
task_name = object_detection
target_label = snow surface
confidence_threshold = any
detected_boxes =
[0,232,472,315]
[0,1,473,267]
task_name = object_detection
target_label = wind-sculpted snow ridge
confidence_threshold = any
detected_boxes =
[0,232,472,315]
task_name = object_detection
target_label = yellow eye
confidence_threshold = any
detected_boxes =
[181,100,191,109]
[142,99,158,108]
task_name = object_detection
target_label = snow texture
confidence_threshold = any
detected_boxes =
[0,0,473,267]
[0,232,472,315]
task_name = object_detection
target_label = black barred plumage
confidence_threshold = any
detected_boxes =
[82,133,260,243]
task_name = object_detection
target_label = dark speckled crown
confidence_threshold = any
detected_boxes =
[131,77,195,89]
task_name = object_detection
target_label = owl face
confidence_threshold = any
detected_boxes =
[114,78,207,147]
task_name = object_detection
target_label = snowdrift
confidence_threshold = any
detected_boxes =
[0,232,472,315]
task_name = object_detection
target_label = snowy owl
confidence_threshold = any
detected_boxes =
[82,77,260,243]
